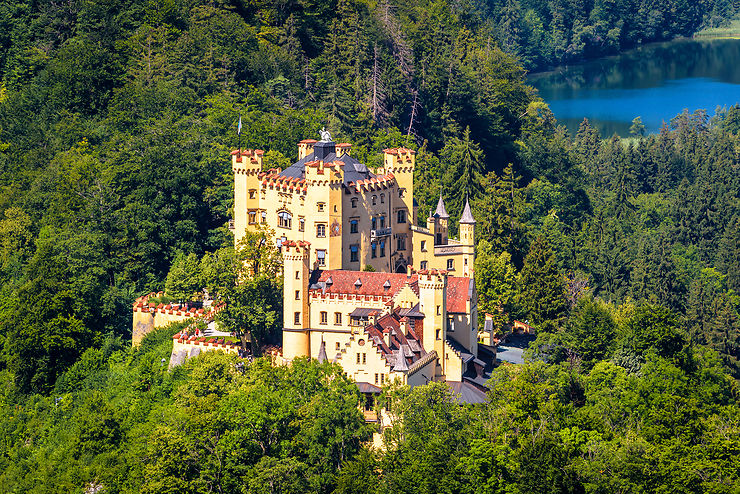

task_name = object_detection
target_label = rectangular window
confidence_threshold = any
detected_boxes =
[420,261,428,270]
[317,202,325,212]
[317,249,326,266]
[320,311,328,325]
[436,329,441,340]
[351,198,358,208]
[397,210,406,223]
[447,259,454,270]
[380,216,385,228]
[356,353,361,364]
[421,240,427,251]
[248,189,256,199]
[316,224,326,237]
[436,305,441,315]
[371,217,377,230]
[374,373,379,384]
[248,210,256,224]
[294,312,300,325]
[380,240,386,257]
[299,217,305,231]
[295,270,300,279]
[397,236,406,251]
[336,342,340,350]
[278,211,292,229]
[362,353,366,364]
[334,312,342,325]
[350,244,359,262]
[380,374,385,384]
[295,290,300,300]
[261,211,267,224]
[448,317,454,331]
[350,219,358,234]
[371,243,377,258]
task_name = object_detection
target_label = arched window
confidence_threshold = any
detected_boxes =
[372,195,377,205]
[278,210,292,229]
[351,198,358,208]
[380,193,385,203]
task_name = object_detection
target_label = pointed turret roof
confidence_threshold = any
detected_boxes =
[459,197,476,224]
[317,339,327,363]
[433,195,449,219]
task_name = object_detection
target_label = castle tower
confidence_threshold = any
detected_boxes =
[431,195,449,245]
[282,241,311,360]
[383,148,416,224]
[232,149,264,246]
[298,139,317,160]
[459,197,476,277]
[304,141,344,270]
[418,269,448,378]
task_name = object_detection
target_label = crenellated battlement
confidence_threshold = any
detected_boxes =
[348,173,396,192]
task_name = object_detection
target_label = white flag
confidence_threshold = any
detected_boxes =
[237,115,242,135]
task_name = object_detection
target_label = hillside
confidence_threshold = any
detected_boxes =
[0,0,739,492]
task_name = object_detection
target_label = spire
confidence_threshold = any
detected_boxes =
[433,194,449,219]
[317,339,327,363]
[459,197,476,224]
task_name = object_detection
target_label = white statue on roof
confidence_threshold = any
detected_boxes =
[319,127,332,142]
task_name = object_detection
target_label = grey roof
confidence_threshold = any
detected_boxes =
[317,340,328,363]
[407,340,422,353]
[434,195,449,219]
[392,351,409,372]
[445,337,475,363]
[483,319,494,333]
[447,380,488,404]
[398,304,425,318]
[356,382,382,394]
[279,151,373,185]
[350,307,378,318]
[459,198,476,224]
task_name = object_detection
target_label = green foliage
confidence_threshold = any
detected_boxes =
[518,236,568,329]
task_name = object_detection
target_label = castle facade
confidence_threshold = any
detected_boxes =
[232,133,489,400]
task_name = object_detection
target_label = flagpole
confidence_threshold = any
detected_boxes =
[237,113,242,157]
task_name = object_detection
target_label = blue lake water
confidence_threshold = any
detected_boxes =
[529,39,740,137]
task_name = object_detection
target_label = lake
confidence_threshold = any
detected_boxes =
[528,38,740,137]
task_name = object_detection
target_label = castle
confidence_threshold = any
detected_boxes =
[233,131,490,401]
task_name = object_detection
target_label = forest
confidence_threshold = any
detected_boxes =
[0,0,739,492]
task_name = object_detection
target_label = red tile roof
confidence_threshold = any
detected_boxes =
[311,270,471,313]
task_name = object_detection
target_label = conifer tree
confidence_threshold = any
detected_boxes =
[518,236,568,329]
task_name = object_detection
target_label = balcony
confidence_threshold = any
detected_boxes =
[370,227,391,239]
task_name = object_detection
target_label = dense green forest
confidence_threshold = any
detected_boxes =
[0,0,740,492]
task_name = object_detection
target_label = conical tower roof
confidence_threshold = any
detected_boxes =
[433,194,449,219]
[459,197,476,224]
[317,339,327,363]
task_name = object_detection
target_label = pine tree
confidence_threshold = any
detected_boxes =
[518,236,568,329]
